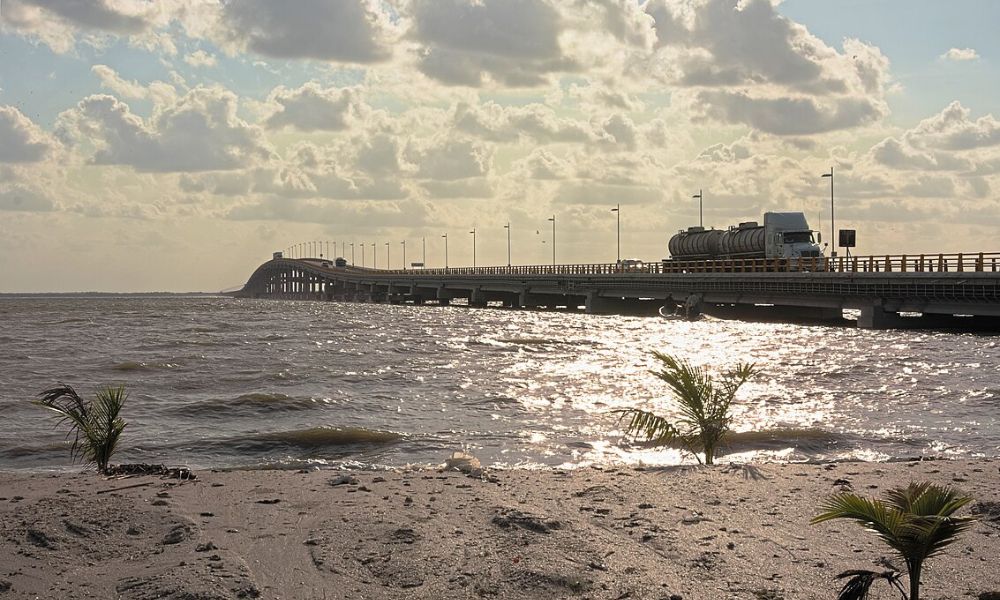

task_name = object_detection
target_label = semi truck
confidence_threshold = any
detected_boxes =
[666,212,824,263]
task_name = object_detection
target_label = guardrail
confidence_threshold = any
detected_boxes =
[309,252,1000,276]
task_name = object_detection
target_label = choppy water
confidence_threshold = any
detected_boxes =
[1,297,997,471]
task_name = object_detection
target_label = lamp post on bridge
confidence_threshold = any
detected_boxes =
[442,234,448,269]
[385,242,390,270]
[422,237,426,266]
[359,243,364,268]
[547,215,556,267]
[469,228,476,268]
[401,241,406,270]
[611,204,620,262]
[693,190,703,228]
[350,242,355,265]
[504,222,511,267]
[371,243,376,269]
[821,167,835,257]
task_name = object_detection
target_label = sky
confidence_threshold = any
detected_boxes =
[1,0,999,292]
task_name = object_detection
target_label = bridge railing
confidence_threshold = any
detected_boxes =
[312,252,1000,276]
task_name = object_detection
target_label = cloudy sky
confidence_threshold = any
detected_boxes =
[1,0,999,292]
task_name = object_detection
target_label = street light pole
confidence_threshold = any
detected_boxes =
[401,240,406,270]
[371,243,376,269]
[422,237,426,265]
[693,190,703,228]
[547,215,555,267]
[611,204,620,262]
[359,243,364,267]
[504,222,511,267]
[385,242,390,269]
[821,167,835,257]
[442,234,448,269]
[469,228,476,268]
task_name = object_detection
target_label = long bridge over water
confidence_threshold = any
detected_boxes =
[234,252,1000,330]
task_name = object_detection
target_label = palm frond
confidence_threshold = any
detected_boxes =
[614,352,758,465]
[34,384,129,474]
[834,570,903,600]
[613,408,683,446]
[35,384,89,461]
[813,482,975,600]
[812,493,906,554]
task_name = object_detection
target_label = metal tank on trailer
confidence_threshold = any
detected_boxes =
[719,221,766,258]
[667,226,723,260]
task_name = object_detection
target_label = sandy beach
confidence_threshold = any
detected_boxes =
[1,459,998,600]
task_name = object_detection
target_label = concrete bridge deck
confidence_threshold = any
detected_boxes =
[235,253,1000,329]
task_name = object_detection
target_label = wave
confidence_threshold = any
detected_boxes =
[0,441,70,459]
[170,427,404,455]
[171,393,323,417]
[495,337,570,346]
[726,428,848,452]
[112,361,179,371]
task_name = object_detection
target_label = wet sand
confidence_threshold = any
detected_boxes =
[1,459,998,599]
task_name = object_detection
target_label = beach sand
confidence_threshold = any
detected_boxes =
[1,459,997,599]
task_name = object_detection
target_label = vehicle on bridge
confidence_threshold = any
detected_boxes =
[334,257,348,268]
[615,258,645,272]
[666,211,824,268]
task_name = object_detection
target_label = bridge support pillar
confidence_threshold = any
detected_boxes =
[585,292,617,315]
[584,292,628,315]
[858,305,906,329]
[469,288,488,308]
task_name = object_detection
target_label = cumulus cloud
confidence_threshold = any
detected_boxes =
[0,0,156,52]
[184,49,217,68]
[91,65,178,106]
[265,83,368,132]
[941,47,979,62]
[56,88,272,172]
[697,90,886,135]
[408,0,577,86]
[453,102,593,144]
[870,137,972,171]
[642,0,892,134]
[91,65,147,99]
[576,0,656,49]
[215,0,394,63]
[513,149,571,180]
[0,106,56,163]
[904,101,1000,151]
[867,101,1000,183]
[409,137,494,181]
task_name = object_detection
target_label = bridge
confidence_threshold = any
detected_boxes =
[233,252,1000,329]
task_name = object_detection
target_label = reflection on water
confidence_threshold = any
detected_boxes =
[0,296,997,470]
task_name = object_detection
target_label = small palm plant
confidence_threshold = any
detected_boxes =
[811,482,974,600]
[614,352,757,465]
[35,384,129,474]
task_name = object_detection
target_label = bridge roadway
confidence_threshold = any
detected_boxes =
[235,252,1000,329]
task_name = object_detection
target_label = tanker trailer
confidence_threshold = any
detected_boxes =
[667,227,723,260]
[718,221,766,258]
